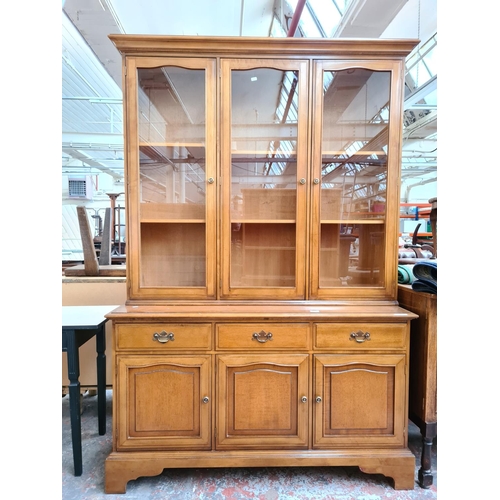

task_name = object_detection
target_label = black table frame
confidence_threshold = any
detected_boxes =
[62,315,107,476]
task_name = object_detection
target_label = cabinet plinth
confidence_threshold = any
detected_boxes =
[106,35,419,493]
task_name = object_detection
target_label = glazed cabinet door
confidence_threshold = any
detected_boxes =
[216,354,309,449]
[115,355,212,450]
[313,354,407,448]
[220,59,309,299]
[124,56,217,300]
[310,60,405,299]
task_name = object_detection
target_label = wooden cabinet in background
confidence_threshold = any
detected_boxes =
[105,35,419,494]
[397,285,437,488]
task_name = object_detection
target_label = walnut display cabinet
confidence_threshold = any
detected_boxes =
[105,35,419,494]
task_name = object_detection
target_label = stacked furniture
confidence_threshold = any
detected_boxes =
[104,35,418,494]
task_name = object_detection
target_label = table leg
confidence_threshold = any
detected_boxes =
[65,329,83,476]
[96,324,106,435]
[418,422,437,488]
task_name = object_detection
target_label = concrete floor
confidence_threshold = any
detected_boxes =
[62,390,437,499]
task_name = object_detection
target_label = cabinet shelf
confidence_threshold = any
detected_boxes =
[243,246,294,251]
[321,219,385,224]
[141,219,205,223]
[140,141,205,148]
[232,149,297,155]
[141,203,205,222]
[322,150,386,156]
[232,219,295,224]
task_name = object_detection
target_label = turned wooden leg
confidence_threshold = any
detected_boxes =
[418,423,437,488]
[65,330,83,476]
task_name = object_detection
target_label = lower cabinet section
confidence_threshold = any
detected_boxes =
[217,354,309,449]
[116,355,212,450]
[105,306,417,494]
[313,354,406,448]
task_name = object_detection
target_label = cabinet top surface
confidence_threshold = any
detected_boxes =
[108,34,419,58]
[106,302,417,321]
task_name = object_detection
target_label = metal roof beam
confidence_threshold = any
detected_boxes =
[62,132,124,150]
[62,147,123,180]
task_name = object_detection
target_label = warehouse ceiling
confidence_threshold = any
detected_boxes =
[62,0,437,197]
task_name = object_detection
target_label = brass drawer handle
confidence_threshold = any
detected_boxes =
[252,330,273,343]
[153,331,175,343]
[349,331,371,343]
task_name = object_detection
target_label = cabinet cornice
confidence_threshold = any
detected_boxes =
[109,35,418,59]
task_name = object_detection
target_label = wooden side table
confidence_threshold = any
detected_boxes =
[62,305,118,475]
[397,285,437,488]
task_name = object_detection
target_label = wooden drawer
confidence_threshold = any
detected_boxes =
[314,323,407,350]
[216,323,310,350]
[116,323,212,350]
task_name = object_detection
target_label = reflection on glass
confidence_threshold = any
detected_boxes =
[230,68,299,287]
[137,66,206,287]
[319,69,390,287]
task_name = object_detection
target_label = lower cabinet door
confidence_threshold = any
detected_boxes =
[116,355,212,450]
[313,354,407,448]
[216,354,309,449]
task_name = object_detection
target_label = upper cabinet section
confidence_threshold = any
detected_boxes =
[310,61,401,298]
[123,56,217,300]
[110,36,417,303]
[220,58,309,299]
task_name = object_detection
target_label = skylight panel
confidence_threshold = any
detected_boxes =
[408,61,432,89]
[296,5,322,37]
[405,34,437,88]
[307,0,343,37]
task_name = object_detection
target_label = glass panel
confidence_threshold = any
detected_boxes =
[230,68,298,288]
[137,66,206,287]
[320,68,390,288]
